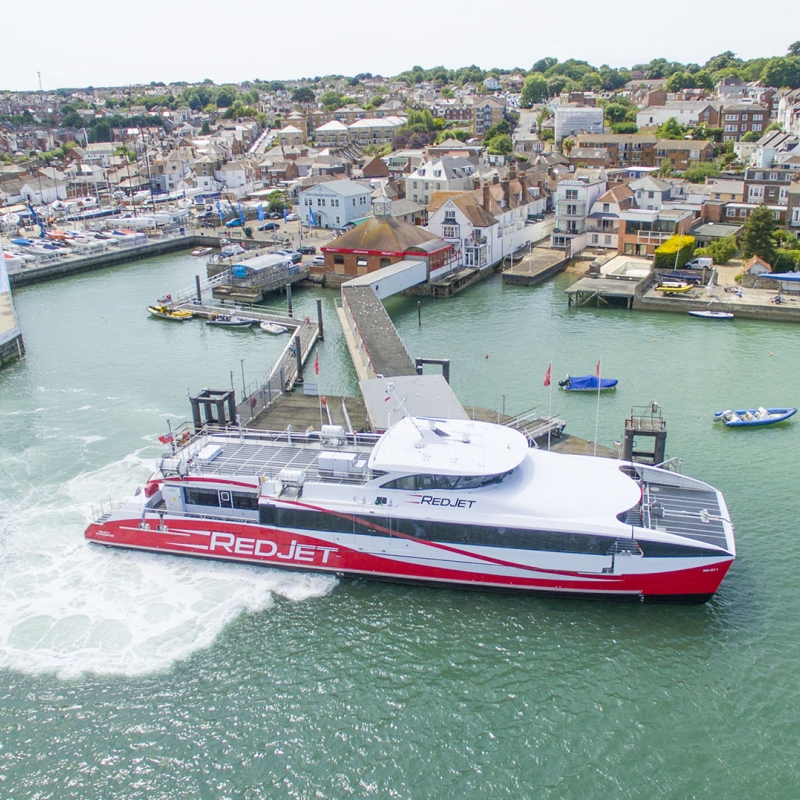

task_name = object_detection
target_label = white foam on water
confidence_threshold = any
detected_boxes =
[0,455,338,680]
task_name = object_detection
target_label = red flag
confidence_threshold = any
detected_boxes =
[313,352,319,376]
[543,364,551,387]
[595,359,601,377]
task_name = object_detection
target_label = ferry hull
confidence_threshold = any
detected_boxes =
[85,516,733,604]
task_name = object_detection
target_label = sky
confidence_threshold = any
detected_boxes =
[3,0,799,92]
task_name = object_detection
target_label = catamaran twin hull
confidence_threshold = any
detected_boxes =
[86,418,736,604]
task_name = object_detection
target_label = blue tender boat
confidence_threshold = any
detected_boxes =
[714,407,797,427]
[559,375,618,392]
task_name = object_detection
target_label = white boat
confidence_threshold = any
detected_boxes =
[191,247,213,257]
[84,415,736,603]
[260,321,289,334]
[688,310,734,320]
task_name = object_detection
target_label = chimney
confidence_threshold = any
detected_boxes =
[519,171,527,200]
[473,175,480,190]
[501,178,510,208]
[509,164,517,181]
[482,181,491,212]
[492,173,499,185]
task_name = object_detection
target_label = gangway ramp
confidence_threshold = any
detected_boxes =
[339,259,428,380]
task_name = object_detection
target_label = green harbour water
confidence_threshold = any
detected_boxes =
[2,251,800,797]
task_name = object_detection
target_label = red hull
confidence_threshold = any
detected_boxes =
[86,516,733,603]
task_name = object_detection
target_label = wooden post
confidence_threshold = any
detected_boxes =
[316,297,324,340]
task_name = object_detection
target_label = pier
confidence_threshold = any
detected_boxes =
[502,245,570,286]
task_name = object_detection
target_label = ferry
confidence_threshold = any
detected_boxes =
[85,416,736,604]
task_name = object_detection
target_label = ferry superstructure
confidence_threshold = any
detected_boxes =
[85,416,736,603]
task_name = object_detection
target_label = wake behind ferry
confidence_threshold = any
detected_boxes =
[85,415,735,603]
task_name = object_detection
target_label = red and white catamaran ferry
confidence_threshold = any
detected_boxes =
[85,415,735,603]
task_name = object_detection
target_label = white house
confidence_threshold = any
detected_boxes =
[298,179,372,229]
[215,160,258,199]
[550,170,607,250]
[405,157,477,206]
[427,170,541,270]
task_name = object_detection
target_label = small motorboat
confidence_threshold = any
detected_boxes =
[205,314,253,328]
[688,310,734,320]
[148,304,194,322]
[714,407,797,427]
[656,281,694,294]
[191,247,213,257]
[559,375,618,392]
[260,321,289,335]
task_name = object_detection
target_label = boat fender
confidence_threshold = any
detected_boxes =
[321,396,327,406]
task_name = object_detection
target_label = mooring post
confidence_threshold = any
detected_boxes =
[294,334,303,384]
[286,284,293,317]
[195,275,202,302]
[316,298,324,340]
[417,301,421,325]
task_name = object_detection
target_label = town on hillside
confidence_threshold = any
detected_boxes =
[2,47,800,290]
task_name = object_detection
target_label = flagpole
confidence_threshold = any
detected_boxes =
[547,360,553,451]
[593,357,601,457]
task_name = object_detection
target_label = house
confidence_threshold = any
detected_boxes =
[776,88,800,136]
[550,170,607,251]
[215,160,258,199]
[743,164,794,206]
[317,195,452,278]
[721,104,768,142]
[347,117,406,147]
[628,175,675,211]
[635,102,721,129]
[471,96,505,136]
[617,208,694,257]
[298,178,372,229]
[314,120,349,148]
[744,255,772,275]
[654,139,715,170]
[405,157,478,205]
[586,184,635,250]
[278,125,305,147]
[576,134,658,168]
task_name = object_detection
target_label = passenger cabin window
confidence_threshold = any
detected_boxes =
[184,487,259,510]
[381,472,510,490]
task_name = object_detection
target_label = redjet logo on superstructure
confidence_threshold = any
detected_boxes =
[412,495,477,508]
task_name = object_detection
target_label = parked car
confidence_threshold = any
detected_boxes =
[224,218,243,228]
[312,254,325,266]
[269,211,282,219]
[684,257,713,269]
[297,245,316,255]
[258,221,280,231]
[285,212,299,221]
[287,250,303,264]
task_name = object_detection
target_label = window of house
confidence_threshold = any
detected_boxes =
[565,189,578,200]
[356,257,368,267]
[442,225,458,238]
[334,255,344,265]
[380,258,391,268]
[433,170,441,177]
[603,203,610,212]
[725,114,739,121]
[753,114,763,121]
[753,124,762,131]
[769,173,778,181]
[335,216,341,224]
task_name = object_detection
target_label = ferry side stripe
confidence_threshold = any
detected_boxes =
[273,497,624,581]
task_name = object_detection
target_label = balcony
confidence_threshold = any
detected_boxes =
[635,231,672,245]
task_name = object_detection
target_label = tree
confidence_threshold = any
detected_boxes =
[200,120,211,135]
[562,138,575,155]
[320,90,345,110]
[89,120,112,143]
[482,120,511,140]
[682,162,721,183]
[485,134,512,155]
[291,87,315,104]
[268,191,287,213]
[215,86,236,108]
[789,41,800,57]
[740,204,777,263]
[656,117,686,139]
[760,56,800,89]
[603,102,629,124]
[520,73,548,107]
[531,57,558,74]
[611,122,638,134]
[741,130,761,142]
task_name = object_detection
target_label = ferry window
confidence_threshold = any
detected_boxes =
[184,488,220,507]
[219,491,233,508]
[233,492,259,511]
